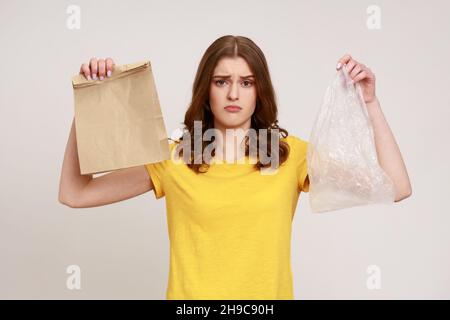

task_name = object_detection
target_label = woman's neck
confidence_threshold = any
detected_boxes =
[213,127,250,163]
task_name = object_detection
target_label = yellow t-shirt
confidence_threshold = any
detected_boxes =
[145,134,309,300]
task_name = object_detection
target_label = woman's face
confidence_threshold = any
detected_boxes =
[209,57,257,134]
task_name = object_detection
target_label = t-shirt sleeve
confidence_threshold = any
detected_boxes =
[145,161,167,199]
[298,157,310,193]
[292,136,310,193]
[144,142,175,199]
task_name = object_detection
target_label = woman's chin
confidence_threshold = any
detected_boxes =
[219,121,247,131]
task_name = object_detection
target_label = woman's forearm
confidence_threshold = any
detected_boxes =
[58,117,93,206]
[366,97,412,201]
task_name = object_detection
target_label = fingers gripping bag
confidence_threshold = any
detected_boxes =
[306,65,396,213]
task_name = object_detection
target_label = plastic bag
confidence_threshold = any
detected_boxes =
[307,65,396,213]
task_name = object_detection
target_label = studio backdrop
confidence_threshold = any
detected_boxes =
[0,0,448,299]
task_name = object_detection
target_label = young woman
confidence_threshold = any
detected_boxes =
[58,35,412,300]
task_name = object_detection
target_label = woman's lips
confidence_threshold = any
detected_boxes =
[224,106,242,112]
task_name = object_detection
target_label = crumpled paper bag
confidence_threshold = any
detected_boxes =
[306,65,396,213]
[71,60,170,175]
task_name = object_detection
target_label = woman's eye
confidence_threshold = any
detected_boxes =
[214,80,253,87]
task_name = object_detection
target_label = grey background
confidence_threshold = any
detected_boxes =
[0,0,448,299]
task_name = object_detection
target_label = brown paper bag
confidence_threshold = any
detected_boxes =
[71,60,170,175]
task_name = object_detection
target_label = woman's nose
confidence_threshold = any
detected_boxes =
[227,82,239,100]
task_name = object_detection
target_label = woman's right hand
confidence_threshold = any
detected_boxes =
[79,57,115,81]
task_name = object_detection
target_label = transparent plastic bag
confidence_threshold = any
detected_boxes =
[307,65,396,213]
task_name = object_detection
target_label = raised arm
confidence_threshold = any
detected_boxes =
[336,54,412,202]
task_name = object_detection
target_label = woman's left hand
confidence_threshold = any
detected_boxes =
[336,54,376,104]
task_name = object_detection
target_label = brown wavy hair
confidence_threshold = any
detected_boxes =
[175,35,290,173]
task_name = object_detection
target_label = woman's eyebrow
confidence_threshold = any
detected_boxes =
[212,74,255,79]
